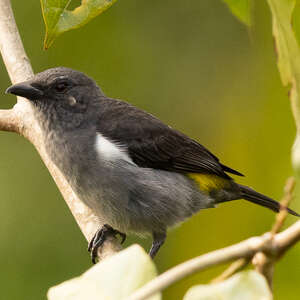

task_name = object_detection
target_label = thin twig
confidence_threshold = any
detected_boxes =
[211,258,250,283]
[126,221,300,300]
[271,177,296,235]
[252,177,296,290]
[211,177,296,288]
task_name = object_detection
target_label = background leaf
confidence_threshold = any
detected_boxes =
[222,0,252,26]
[41,0,117,49]
[292,2,300,46]
[266,0,300,174]
[47,245,161,300]
[183,271,272,300]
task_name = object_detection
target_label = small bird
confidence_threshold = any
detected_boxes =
[6,67,299,263]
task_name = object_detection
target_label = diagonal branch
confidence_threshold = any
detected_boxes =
[126,221,300,300]
[0,0,121,260]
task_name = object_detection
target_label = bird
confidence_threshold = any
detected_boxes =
[6,67,299,263]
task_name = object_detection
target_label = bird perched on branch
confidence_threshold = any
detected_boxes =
[6,67,299,263]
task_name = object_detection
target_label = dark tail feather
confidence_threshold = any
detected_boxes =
[238,184,300,217]
[221,164,244,177]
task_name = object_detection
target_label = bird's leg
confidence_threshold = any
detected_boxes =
[88,224,126,264]
[149,231,166,259]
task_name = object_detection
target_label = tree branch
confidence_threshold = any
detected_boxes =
[126,221,300,300]
[251,177,296,290]
[211,258,250,283]
[275,220,300,254]
[252,252,274,289]
[0,109,19,132]
[211,177,296,290]
[0,0,121,260]
[271,177,296,235]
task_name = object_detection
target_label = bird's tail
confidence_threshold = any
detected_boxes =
[238,184,299,217]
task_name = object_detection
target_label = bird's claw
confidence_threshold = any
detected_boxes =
[88,224,126,264]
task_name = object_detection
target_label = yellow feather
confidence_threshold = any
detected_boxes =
[188,173,229,193]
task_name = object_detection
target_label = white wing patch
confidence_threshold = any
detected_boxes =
[95,133,135,165]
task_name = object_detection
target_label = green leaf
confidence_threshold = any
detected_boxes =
[267,0,298,87]
[40,0,117,49]
[266,0,300,172]
[47,245,161,300]
[183,271,272,300]
[292,2,300,46]
[222,0,252,26]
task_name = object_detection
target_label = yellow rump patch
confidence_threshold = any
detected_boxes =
[188,173,229,193]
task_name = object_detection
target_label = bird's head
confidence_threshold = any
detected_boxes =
[6,67,102,114]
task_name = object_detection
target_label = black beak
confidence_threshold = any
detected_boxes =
[6,81,44,100]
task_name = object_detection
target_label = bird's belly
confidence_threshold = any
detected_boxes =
[43,132,133,231]
[45,135,215,234]
[75,162,216,234]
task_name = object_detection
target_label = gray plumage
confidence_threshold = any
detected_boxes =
[23,68,218,234]
[6,67,299,262]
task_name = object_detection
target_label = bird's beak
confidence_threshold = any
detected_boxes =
[6,81,44,100]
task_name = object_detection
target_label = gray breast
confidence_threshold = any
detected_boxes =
[44,129,215,234]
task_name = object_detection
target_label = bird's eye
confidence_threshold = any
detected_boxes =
[55,81,69,93]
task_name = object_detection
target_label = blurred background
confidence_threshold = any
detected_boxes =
[0,0,299,299]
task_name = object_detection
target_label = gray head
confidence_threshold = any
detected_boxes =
[6,67,103,113]
[6,67,104,130]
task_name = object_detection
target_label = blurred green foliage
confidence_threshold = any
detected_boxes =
[222,0,252,26]
[0,0,299,299]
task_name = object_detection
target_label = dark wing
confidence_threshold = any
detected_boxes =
[97,98,243,179]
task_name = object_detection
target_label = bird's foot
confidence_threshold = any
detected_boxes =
[88,224,126,264]
[149,231,166,259]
